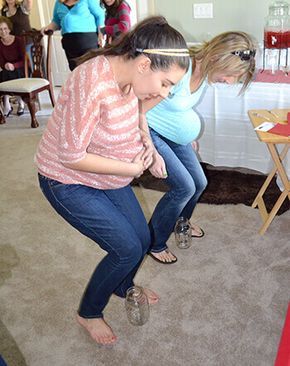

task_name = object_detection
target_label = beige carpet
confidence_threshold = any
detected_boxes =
[0,112,289,366]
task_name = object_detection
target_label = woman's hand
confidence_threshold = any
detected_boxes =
[191,140,199,151]
[40,22,59,35]
[5,63,15,71]
[23,0,33,12]
[140,130,154,169]
[98,26,105,47]
[149,151,167,179]
[132,149,147,178]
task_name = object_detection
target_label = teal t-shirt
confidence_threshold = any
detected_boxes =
[146,60,208,145]
[52,0,105,35]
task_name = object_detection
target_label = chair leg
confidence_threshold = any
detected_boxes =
[0,101,6,124]
[24,97,39,128]
[36,94,41,111]
[0,111,6,124]
[48,87,55,107]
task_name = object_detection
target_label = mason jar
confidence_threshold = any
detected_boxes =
[125,286,149,326]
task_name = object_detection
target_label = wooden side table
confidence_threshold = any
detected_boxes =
[248,109,290,235]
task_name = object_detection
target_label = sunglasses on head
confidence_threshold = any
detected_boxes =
[231,49,256,61]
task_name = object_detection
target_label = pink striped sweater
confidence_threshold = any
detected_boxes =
[35,56,143,189]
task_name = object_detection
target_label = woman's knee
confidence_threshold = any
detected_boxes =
[196,175,208,194]
[136,226,151,255]
[170,178,197,201]
[116,241,144,266]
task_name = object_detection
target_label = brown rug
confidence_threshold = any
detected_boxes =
[132,163,289,216]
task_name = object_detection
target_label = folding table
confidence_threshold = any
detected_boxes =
[248,109,290,235]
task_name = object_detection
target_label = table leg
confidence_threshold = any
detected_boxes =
[267,144,289,191]
[259,190,289,235]
[252,143,289,235]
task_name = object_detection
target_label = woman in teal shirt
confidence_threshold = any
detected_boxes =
[144,31,256,264]
[42,0,104,70]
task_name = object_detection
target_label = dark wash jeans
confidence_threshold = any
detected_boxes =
[149,129,208,253]
[38,174,150,318]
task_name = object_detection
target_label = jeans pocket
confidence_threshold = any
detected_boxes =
[39,174,66,195]
[49,181,84,204]
[48,179,64,189]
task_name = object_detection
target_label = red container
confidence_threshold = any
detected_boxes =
[264,30,283,48]
[264,1,290,49]
[285,29,290,46]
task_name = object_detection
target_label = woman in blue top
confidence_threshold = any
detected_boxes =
[42,0,104,70]
[142,31,256,264]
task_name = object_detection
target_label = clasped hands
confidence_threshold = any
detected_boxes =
[4,62,15,71]
[133,137,199,179]
[133,131,167,179]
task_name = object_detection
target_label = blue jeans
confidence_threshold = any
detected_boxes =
[0,355,7,366]
[149,129,208,253]
[38,174,150,318]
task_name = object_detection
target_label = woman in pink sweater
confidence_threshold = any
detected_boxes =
[36,16,189,345]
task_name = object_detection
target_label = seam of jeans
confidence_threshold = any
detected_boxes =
[46,183,138,317]
[150,246,169,253]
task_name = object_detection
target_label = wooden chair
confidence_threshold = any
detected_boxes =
[0,29,55,128]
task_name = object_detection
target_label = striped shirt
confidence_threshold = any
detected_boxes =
[104,1,131,39]
[35,56,143,190]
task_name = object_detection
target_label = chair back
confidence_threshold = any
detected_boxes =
[0,29,55,128]
[23,29,53,81]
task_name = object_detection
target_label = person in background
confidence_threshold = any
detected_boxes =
[35,16,189,345]
[41,0,104,70]
[98,0,131,46]
[0,16,25,116]
[1,0,33,66]
[142,31,256,264]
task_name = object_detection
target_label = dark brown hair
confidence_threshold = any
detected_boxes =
[100,0,130,17]
[77,16,189,72]
[0,15,13,31]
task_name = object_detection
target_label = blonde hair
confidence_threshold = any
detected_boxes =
[189,31,256,93]
[1,0,23,8]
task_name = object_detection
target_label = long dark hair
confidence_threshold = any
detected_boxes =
[77,16,189,72]
[100,0,130,17]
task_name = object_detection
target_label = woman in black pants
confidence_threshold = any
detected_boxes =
[41,0,105,71]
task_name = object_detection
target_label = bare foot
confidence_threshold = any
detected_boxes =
[143,288,160,305]
[189,222,204,238]
[149,249,177,264]
[76,314,117,345]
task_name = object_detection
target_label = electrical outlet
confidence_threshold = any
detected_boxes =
[193,3,213,19]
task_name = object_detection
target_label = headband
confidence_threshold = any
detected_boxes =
[136,48,190,57]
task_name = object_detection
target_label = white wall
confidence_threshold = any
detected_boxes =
[153,0,272,44]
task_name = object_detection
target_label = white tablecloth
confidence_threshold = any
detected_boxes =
[196,81,290,177]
